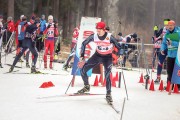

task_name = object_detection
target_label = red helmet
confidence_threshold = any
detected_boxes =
[96,21,106,29]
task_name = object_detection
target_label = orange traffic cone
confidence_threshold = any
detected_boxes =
[173,84,179,94]
[149,79,155,91]
[47,81,55,87]
[158,80,164,91]
[93,75,99,86]
[138,73,144,83]
[166,81,171,92]
[39,82,48,88]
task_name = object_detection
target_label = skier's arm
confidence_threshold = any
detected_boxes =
[80,34,94,58]
[156,28,163,38]
[160,34,167,54]
[110,35,121,50]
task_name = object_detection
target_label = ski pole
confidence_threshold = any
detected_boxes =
[121,68,129,100]
[120,97,126,120]
[65,67,79,94]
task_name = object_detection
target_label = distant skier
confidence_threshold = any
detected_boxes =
[154,19,170,83]
[9,17,41,73]
[43,15,59,69]
[63,26,79,70]
[77,21,121,104]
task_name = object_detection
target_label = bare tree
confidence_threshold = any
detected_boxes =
[8,0,14,18]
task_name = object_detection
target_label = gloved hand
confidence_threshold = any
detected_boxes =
[47,24,51,29]
[54,24,57,28]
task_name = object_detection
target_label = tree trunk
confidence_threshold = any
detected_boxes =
[84,0,89,16]
[37,0,42,16]
[46,0,50,17]
[8,0,14,19]
[152,0,156,26]
[94,0,98,17]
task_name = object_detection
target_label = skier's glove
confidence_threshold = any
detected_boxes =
[47,24,51,29]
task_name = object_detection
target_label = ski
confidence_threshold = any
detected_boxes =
[5,63,22,68]
[4,70,19,74]
[10,72,48,75]
[67,93,105,96]
[105,98,120,114]
[37,93,105,99]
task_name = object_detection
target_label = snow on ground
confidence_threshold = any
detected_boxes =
[0,52,180,120]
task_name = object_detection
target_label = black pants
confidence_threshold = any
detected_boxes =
[167,57,176,83]
[152,48,160,68]
[12,38,38,67]
[81,53,112,94]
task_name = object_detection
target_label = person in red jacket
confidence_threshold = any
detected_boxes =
[4,16,15,53]
[43,15,58,69]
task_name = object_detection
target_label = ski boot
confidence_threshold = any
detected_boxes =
[106,93,113,104]
[0,63,3,68]
[44,62,47,69]
[77,85,90,94]
[9,66,14,73]
[49,62,53,69]
[154,77,160,84]
[62,65,68,71]
[26,62,30,68]
[31,66,41,74]
[18,58,24,62]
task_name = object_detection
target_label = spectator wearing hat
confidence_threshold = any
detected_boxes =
[4,16,15,53]
[77,21,121,104]
[161,20,180,91]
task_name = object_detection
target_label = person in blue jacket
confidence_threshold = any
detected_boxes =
[161,20,180,87]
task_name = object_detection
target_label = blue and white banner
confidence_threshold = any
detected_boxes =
[71,17,101,76]
[172,42,180,84]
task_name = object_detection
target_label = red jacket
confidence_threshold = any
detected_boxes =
[7,21,15,33]
[14,20,21,32]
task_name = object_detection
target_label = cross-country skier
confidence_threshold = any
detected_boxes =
[77,21,121,104]
[151,25,161,72]
[43,15,59,69]
[154,19,170,83]
[63,26,79,70]
[161,20,180,88]
[119,33,138,67]
[9,17,41,73]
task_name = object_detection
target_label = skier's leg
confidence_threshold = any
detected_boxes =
[155,49,167,83]
[43,40,49,68]
[152,48,157,71]
[78,54,100,93]
[102,56,113,103]
[49,41,54,69]
[9,47,27,72]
